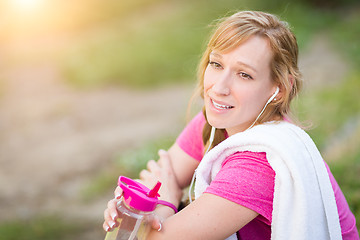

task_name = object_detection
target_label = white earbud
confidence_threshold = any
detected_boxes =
[267,87,279,104]
[246,86,280,131]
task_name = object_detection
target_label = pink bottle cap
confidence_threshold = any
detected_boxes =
[118,176,161,212]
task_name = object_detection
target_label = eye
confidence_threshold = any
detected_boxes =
[239,72,253,80]
[209,61,222,69]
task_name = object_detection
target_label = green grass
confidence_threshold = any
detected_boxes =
[277,5,338,49]
[81,135,175,201]
[291,7,360,230]
[9,0,359,237]
[324,12,360,231]
[330,147,360,232]
[305,72,360,233]
[0,215,88,240]
[74,0,360,234]
[59,0,220,89]
[291,4,360,149]
[60,0,342,89]
[331,8,360,68]
[295,71,360,148]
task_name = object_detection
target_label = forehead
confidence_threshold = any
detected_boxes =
[212,35,273,70]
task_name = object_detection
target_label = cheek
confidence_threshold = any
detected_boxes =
[235,92,251,109]
[203,68,213,93]
[235,89,265,111]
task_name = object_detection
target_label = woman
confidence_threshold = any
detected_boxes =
[103,11,358,239]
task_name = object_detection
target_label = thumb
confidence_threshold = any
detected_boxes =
[114,186,123,200]
[150,214,163,231]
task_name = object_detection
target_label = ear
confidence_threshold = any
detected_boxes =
[268,85,280,103]
[274,75,293,102]
[272,84,282,102]
[288,74,294,89]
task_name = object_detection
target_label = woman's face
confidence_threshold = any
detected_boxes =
[204,35,278,136]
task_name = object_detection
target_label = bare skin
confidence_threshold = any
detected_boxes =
[103,145,258,239]
[103,35,278,238]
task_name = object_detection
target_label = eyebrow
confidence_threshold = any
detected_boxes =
[210,52,258,73]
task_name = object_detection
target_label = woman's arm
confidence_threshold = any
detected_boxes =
[140,148,259,239]
[103,145,259,237]
[139,143,200,208]
[147,193,259,240]
[104,187,259,238]
[166,143,200,189]
[103,145,201,231]
[141,147,259,239]
[138,143,200,192]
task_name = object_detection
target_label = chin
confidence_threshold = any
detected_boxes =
[206,114,226,129]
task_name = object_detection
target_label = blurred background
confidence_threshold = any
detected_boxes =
[0,0,359,239]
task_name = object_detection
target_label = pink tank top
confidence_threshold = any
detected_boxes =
[176,112,359,240]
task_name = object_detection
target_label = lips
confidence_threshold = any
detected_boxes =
[211,99,234,110]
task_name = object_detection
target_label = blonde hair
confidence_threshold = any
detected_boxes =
[191,11,302,152]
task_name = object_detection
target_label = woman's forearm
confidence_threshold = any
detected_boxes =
[167,144,199,189]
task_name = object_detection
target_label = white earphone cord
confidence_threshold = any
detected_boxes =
[188,88,278,202]
[246,99,272,130]
[246,87,279,130]
[188,126,216,203]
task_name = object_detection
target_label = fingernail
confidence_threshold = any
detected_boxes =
[106,226,110,232]
[111,212,117,220]
[159,149,166,154]
[110,221,116,229]
[157,222,162,232]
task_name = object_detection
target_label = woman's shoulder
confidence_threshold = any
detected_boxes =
[176,111,206,161]
[224,151,267,163]
[222,151,273,173]
[233,120,308,145]
[191,111,206,125]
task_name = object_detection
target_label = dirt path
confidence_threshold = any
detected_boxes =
[0,33,350,238]
[0,60,194,219]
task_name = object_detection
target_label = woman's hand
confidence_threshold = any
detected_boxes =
[103,186,163,232]
[140,149,183,208]
[103,186,122,232]
[103,149,181,233]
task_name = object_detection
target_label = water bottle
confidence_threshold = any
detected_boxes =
[105,176,177,240]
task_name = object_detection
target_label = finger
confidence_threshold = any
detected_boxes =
[107,198,119,221]
[103,208,110,231]
[150,214,163,231]
[103,221,110,232]
[103,209,116,232]
[139,169,158,188]
[139,169,152,180]
[134,179,145,185]
[158,149,172,172]
[114,186,123,200]
[147,159,161,174]
[104,203,118,231]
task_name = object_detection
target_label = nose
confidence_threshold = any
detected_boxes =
[212,71,231,96]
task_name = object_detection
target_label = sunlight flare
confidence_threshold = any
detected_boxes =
[11,0,45,11]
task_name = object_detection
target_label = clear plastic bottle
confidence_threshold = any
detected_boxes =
[105,199,153,240]
[105,176,177,240]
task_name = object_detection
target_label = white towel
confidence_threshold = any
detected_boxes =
[194,121,342,240]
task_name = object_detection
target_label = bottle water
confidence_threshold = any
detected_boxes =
[105,176,174,240]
